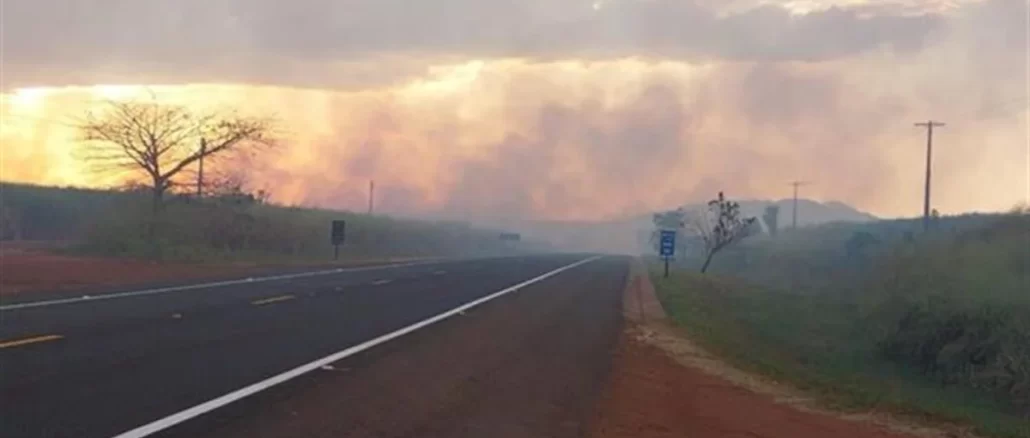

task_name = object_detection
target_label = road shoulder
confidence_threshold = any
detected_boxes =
[588,258,964,438]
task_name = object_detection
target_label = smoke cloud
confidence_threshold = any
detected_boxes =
[2,0,943,89]
[0,0,1026,222]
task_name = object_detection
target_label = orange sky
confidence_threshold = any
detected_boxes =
[1,0,1027,221]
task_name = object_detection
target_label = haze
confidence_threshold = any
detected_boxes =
[1,0,1026,222]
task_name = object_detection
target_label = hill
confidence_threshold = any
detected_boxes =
[737,199,878,228]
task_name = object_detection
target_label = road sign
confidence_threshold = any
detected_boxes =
[331,220,346,245]
[499,232,521,242]
[659,230,676,257]
[331,220,346,260]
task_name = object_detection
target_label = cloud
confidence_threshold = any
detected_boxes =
[1,0,943,88]
[1,0,1025,221]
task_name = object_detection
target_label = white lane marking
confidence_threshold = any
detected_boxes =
[433,270,447,275]
[0,260,448,311]
[111,256,601,438]
[371,279,393,286]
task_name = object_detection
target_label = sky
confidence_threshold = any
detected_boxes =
[0,0,1027,222]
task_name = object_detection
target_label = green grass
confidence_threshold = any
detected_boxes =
[650,212,1030,438]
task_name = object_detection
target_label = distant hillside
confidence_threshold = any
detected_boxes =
[621,198,876,230]
[487,199,877,255]
[736,199,878,228]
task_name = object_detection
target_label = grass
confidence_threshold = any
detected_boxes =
[1,182,536,262]
[650,211,1030,438]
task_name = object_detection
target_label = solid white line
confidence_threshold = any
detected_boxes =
[110,255,601,438]
[0,260,445,311]
[371,279,393,285]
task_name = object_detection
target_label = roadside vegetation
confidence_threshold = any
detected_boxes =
[0,182,529,262]
[651,208,1030,438]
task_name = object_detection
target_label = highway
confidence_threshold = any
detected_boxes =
[0,254,627,438]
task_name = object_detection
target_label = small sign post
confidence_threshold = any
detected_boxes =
[331,220,346,260]
[659,230,676,278]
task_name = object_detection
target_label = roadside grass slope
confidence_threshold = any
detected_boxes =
[651,210,1030,438]
[1,182,530,262]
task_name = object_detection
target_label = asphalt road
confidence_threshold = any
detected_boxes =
[0,254,626,438]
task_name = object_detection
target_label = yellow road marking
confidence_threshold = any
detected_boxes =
[0,334,64,349]
[251,295,296,306]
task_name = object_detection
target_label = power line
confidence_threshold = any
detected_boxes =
[368,180,375,215]
[788,180,812,229]
[914,120,945,232]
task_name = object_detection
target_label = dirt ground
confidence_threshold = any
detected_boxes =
[588,327,934,438]
[587,259,961,438]
[0,245,424,296]
[0,251,254,296]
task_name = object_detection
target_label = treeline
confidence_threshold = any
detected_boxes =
[1,182,532,261]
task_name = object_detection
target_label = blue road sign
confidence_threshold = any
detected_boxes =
[659,230,676,257]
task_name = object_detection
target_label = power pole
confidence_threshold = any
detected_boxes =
[368,180,375,215]
[196,138,207,198]
[788,181,811,229]
[914,121,945,232]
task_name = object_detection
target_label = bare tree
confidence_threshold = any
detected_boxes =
[78,99,275,213]
[693,192,757,273]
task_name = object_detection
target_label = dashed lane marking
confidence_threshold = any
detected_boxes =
[251,295,297,306]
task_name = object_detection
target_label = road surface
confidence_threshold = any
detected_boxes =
[0,254,627,438]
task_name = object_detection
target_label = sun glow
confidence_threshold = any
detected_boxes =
[9,87,54,112]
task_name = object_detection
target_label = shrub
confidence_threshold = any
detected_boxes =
[871,213,1030,411]
[693,210,1030,412]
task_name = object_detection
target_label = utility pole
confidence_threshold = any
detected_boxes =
[788,181,811,229]
[368,180,375,215]
[914,121,945,232]
[196,138,207,198]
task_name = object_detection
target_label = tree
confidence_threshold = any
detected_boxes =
[762,205,780,236]
[79,99,275,214]
[693,192,757,273]
[845,231,879,262]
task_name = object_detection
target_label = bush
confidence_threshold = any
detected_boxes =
[869,214,1030,410]
[682,210,1030,415]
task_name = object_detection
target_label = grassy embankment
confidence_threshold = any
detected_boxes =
[651,212,1029,438]
[0,182,529,262]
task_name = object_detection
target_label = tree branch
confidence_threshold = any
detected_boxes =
[77,99,277,211]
